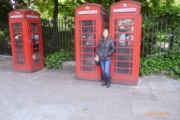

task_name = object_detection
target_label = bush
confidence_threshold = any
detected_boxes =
[44,49,73,69]
[140,50,180,80]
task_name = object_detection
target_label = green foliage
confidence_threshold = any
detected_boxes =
[140,51,180,80]
[0,0,13,22]
[140,55,167,75]
[164,51,180,80]
[44,49,74,69]
[19,0,180,19]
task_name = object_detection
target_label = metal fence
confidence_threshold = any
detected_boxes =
[41,17,74,55]
[141,16,180,57]
[0,16,180,58]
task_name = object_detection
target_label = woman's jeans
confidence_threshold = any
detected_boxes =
[100,60,111,78]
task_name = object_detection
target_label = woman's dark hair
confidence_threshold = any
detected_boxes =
[100,28,111,40]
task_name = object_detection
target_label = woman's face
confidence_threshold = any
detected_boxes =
[103,30,108,38]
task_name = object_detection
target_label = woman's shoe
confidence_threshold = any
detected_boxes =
[101,77,107,86]
[106,77,110,88]
[101,81,107,86]
[106,82,110,88]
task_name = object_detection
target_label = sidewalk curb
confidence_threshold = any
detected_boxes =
[0,55,12,61]
[0,55,76,66]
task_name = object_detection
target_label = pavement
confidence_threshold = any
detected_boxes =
[0,60,180,120]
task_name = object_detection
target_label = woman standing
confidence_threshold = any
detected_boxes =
[97,28,115,88]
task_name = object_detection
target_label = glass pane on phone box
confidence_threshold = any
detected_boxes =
[33,44,39,48]
[80,54,93,58]
[16,55,24,59]
[118,26,130,32]
[14,28,21,33]
[80,47,93,53]
[82,34,93,39]
[31,23,38,27]
[16,50,24,54]
[82,20,93,26]
[13,23,21,27]
[31,28,38,32]
[16,59,24,64]
[118,19,131,26]
[118,34,126,40]
[81,60,92,65]
[14,34,22,39]
[117,41,129,47]
[83,40,94,46]
[15,39,22,44]
[34,59,41,64]
[125,34,131,40]
[118,48,133,54]
[126,27,131,32]
[116,55,132,61]
[81,66,93,72]
[15,45,23,49]
[117,61,132,68]
[82,27,93,33]
[33,49,40,53]
[32,39,39,43]
[32,34,39,39]
[115,68,129,74]
[32,53,40,59]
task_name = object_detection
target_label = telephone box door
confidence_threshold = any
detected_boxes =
[11,22,29,69]
[76,18,102,80]
[111,16,139,84]
[27,21,44,70]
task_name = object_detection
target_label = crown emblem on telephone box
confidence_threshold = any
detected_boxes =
[123,3,127,7]
[85,6,89,9]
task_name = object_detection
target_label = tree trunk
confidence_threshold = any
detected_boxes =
[53,0,59,52]
[53,0,58,21]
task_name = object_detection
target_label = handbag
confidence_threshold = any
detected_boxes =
[94,55,100,65]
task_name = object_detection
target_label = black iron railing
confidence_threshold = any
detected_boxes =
[141,16,180,57]
[41,17,74,55]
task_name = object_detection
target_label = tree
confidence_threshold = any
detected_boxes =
[10,0,28,9]
[0,0,13,22]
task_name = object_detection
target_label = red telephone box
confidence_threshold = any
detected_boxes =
[110,0,142,85]
[9,9,44,72]
[75,3,108,81]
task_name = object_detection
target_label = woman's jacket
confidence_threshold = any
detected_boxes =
[97,37,115,60]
